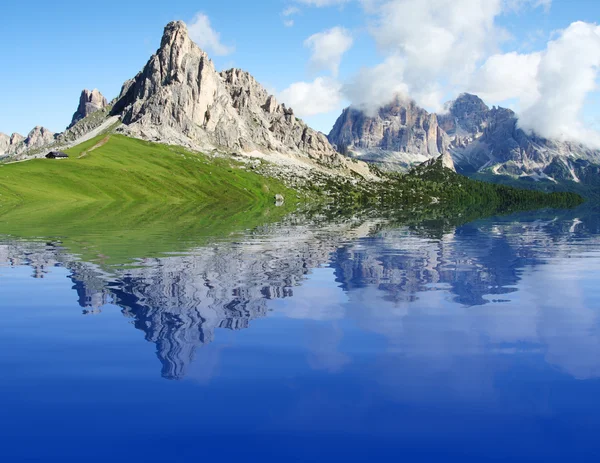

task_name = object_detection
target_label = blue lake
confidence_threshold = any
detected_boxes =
[2,208,600,462]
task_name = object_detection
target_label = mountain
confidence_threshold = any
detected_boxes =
[111,21,351,169]
[0,89,116,160]
[1,21,370,179]
[440,94,600,183]
[0,126,56,157]
[330,93,600,186]
[69,89,108,128]
[328,96,453,170]
[0,133,20,156]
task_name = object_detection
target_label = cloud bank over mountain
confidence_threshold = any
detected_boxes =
[279,0,600,147]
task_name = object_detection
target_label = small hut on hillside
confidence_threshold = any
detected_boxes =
[46,151,69,159]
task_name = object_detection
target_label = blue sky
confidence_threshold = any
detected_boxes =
[2,0,600,143]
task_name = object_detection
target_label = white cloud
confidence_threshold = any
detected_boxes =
[519,22,600,146]
[343,55,409,114]
[279,77,344,117]
[304,27,354,76]
[332,0,552,114]
[283,6,300,16]
[469,52,542,106]
[360,0,508,112]
[471,22,600,146]
[187,13,234,56]
[282,6,299,27]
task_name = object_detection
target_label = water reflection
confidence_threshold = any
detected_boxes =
[1,209,600,382]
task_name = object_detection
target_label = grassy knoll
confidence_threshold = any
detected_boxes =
[0,134,294,205]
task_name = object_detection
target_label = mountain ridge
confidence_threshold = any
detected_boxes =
[2,20,598,191]
[110,21,361,172]
[1,21,373,180]
[329,92,600,185]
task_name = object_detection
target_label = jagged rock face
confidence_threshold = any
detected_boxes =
[0,133,10,155]
[328,97,450,171]
[10,133,25,145]
[438,93,490,137]
[220,69,337,163]
[69,89,108,128]
[25,126,55,149]
[442,93,600,182]
[0,127,55,157]
[0,133,23,156]
[333,91,600,181]
[112,21,342,165]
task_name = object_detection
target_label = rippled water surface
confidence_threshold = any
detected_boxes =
[2,208,600,462]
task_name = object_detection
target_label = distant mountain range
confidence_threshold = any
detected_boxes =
[1,20,599,190]
[328,93,600,186]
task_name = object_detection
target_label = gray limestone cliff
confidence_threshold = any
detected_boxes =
[440,93,600,182]
[0,126,56,157]
[328,96,451,171]
[69,89,108,128]
[329,92,600,181]
[111,21,345,167]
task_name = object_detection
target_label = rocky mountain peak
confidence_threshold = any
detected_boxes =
[25,126,55,148]
[436,94,600,181]
[449,93,489,116]
[0,133,10,156]
[0,126,55,157]
[10,133,25,145]
[69,89,108,128]
[160,20,190,49]
[328,95,450,170]
[110,21,350,169]
[439,93,491,137]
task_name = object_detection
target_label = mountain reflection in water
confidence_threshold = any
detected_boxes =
[2,209,600,382]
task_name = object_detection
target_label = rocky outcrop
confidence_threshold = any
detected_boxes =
[438,93,490,137]
[25,126,56,150]
[0,133,10,156]
[10,133,25,146]
[1,89,111,159]
[111,21,345,167]
[328,96,450,171]
[69,89,108,128]
[0,127,55,157]
[0,133,23,156]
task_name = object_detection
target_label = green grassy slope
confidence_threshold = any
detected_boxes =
[0,134,294,205]
[0,134,299,266]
